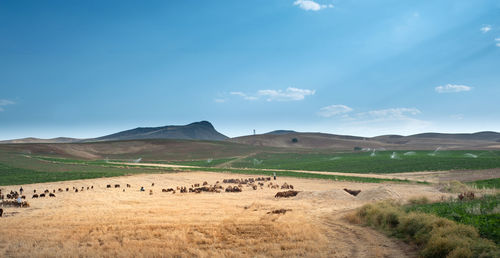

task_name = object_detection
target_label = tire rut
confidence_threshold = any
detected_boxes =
[316,211,415,258]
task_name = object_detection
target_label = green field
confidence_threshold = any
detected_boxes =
[227,150,500,173]
[0,152,419,186]
[405,194,500,244]
[468,178,500,189]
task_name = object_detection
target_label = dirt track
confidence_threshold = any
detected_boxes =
[0,172,446,257]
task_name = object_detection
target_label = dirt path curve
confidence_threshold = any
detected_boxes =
[317,211,415,258]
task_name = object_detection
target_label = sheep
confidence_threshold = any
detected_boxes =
[58,188,63,192]
[0,208,3,217]
[275,190,299,198]
[66,188,69,192]
[39,193,46,197]
[114,184,120,188]
[32,194,39,198]
[49,193,56,197]
[106,185,111,188]
[343,188,361,196]
[126,184,131,188]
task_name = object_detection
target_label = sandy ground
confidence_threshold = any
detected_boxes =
[0,172,450,257]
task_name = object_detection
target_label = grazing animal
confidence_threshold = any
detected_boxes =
[75,189,78,192]
[33,189,37,193]
[267,209,291,215]
[203,181,208,186]
[66,188,69,192]
[53,189,56,193]
[39,193,46,197]
[44,189,49,194]
[91,186,94,189]
[49,193,56,197]
[106,185,111,188]
[126,184,131,188]
[32,194,38,198]
[162,189,168,192]
[87,186,89,190]
[275,190,299,198]
[58,188,63,192]
[343,188,361,196]
[0,208,3,217]
[21,195,26,199]
[114,184,120,188]
[149,190,153,195]
[151,183,155,187]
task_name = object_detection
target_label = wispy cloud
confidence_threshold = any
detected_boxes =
[496,38,500,47]
[361,108,421,120]
[214,98,226,103]
[293,0,333,11]
[480,25,492,33]
[318,105,353,117]
[231,87,315,102]
[230,92,258,101]
[0,99,15,112]
[435,84,472,93]
[258,87,315,101]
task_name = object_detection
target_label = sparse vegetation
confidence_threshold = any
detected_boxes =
[349,197,499,257]
[468,178,500,189]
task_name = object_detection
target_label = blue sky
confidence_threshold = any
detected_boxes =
[1,0,500,140]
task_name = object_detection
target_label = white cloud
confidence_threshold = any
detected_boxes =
[363,108,421,120]
[480,25,491,33]
[214,98,226,103]
[230,91,258,101]
[258,87,315,101]
[0,99,15,111]
[435,84,472,93]
[496,38,500,47]
[293,0,333,11]
[231,88,315,102]
[318,105,353,117]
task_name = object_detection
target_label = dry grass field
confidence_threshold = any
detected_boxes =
[0,172,450,257]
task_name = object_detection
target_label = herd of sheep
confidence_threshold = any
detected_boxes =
[0,176,300,213]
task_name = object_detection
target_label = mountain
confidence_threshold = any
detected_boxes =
[90,121,228,142]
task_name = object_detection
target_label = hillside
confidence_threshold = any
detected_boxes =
[0,137,79,144]
[230,131,500,150]
[90,121,228,142]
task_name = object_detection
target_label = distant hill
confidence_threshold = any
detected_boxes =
[230,131,500,150]
[0,137,79,144]
[265,130,297,135]
[90,121,228,142]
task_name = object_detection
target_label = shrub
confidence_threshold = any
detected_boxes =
[352,201,499,258]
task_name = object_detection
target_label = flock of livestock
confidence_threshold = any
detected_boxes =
[0,176,300,216]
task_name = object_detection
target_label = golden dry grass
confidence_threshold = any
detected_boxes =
[0,172,445,257]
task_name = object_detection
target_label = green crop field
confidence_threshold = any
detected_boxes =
[0,152,178,186]
[468,178,500,189]
[0,151,420,186]
[405,194,500,244]
[227,150,500,173]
